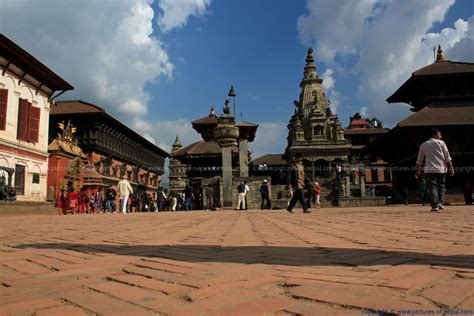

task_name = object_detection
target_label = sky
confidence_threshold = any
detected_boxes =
[1,0,473,161]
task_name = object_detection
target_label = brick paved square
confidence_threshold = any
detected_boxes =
[1,205,473,315]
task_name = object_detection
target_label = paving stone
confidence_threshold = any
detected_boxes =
[35,304,90,316]
[421,278,474,306]
[0,205,473,314]
[384,268,454,290]
[61,288,152,315]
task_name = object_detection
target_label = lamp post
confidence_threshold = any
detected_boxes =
[228,85,236,119]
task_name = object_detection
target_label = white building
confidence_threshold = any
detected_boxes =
[0,34,73,201]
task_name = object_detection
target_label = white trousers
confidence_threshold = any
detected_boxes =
[121,195,129,213]
[237,193,246,210]
[171,197,177,211]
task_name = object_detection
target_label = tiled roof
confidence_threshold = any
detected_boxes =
[398,101,474,127]
[251,154,286,166]
[344,128,389,135]
[413,61,474,76]
[192,115,218,125]
[50,100,104,114]
[173,140,238,157]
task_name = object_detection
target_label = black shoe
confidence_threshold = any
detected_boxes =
[303,210,312,213]
[286,209,294,213]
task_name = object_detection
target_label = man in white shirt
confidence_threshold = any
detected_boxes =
[117,175,133,214]
[416,128,454,212]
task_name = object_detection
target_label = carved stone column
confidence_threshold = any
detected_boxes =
[214,115,239,207]
[359,163,366,197]
[344,174,351,197]
[238,137,248,178]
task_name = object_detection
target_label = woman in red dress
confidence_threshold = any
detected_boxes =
[68,188,77,214]
[56,189,66,215]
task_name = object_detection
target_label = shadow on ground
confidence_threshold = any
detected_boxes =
[16,243,474,268]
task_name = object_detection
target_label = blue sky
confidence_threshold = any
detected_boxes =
[1,0,473,159]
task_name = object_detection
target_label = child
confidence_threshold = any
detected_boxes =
[68,188,77,214]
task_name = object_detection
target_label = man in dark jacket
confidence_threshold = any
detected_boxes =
[260,179,271,210]
[287,153,311,213]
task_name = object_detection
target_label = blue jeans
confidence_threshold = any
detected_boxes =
[287,189,307,212]
[107,200,116,212]
[425,173,446,208]
[185,197,192,211]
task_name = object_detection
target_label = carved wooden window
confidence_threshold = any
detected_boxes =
[0,89,8,130]
[17,99,29,141]
[17,99,40,143]
[28,105,40,143]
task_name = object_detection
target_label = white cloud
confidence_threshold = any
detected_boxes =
[321,69,335,90]
[298,0,377,64]
[0,0,172,119]
[249,122,287,159]
[360,106,369,118]
[298,0,473,126]
[156,0,212,32]
[0,0,212,153]
[321,68,340,113]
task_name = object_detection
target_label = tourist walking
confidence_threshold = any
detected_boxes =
[236,180,246,210]
[106,186,117,213]
[206,186,214,210]
[92,187,103,213]
[244,181,250,210]
[287,152,311,213]
[169,189,178,211]
[313,181,321,207]
[260,179,271,210]
[416,128,454,212]
[183,183,194,211]
[117,175,133,214]
[78,187,89,214]
[156,187,164,211]
[56,189,66,215]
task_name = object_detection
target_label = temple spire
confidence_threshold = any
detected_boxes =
[302,47,320,83]
[172,135,182,151]
[435,45,446,62]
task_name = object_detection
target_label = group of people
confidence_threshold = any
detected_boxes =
[55,175,186,215]
[0,183,17,202]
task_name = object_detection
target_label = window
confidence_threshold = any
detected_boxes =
[0,89,8,130]
[32,173,40,184]
[14,164,25,195]
[17,98,40,143]
[371,167,378,182]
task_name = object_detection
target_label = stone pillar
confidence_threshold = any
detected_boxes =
[360,174,366,197]
[238,138,248,178]
[340,181,346,197]
[214,113,239,208]
[311,161,315,180]
[345,174,351,197]
[221,145,233,207]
